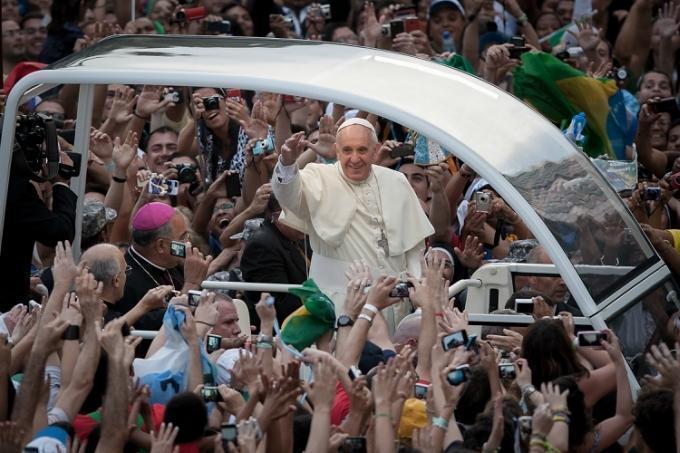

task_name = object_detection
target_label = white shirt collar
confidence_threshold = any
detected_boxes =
[130,245,166,271]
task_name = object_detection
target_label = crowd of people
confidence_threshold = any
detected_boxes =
[2,0,680,451]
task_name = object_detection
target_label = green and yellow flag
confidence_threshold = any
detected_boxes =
[513,52,637,159]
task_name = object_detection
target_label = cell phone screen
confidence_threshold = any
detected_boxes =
[226,173,241,198]
[441,330,468,351]
[170,241,186,258]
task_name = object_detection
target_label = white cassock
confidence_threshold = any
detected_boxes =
[272,160,434,333]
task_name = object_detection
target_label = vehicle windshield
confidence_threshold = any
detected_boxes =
[504,153,656,303]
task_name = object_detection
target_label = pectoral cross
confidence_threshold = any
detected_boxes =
[377,229,389,257]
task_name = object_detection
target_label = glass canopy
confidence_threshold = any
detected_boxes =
[0,35,662,312]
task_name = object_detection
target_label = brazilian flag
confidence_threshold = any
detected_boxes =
[280,279,336,351]
[513,52,637,159]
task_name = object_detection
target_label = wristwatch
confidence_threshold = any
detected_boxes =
[256,334,273,345]
[521,384,537,398]
[336,315,355,329]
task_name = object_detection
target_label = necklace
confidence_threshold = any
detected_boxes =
[352,169,390,257]
[128,248,176,290]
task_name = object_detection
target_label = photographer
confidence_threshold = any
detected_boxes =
[0,115,78,310]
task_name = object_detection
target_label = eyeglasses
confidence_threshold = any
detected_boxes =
[119,265,132,275]
[214,202,235,212]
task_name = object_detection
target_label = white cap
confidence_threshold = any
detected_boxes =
[336,117,378,140]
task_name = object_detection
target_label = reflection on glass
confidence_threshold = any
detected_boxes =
[609,280,680,381]
[506,155,656,303]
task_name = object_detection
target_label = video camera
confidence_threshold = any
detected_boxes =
[12,113,80,181]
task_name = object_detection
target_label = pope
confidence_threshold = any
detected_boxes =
[271,118,434,331]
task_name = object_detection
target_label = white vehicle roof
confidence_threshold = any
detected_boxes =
[0,35,671,333]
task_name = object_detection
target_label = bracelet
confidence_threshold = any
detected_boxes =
[363,303,379,314]
[133,111,148,120]
[112,175,127,183]
[517,13,528,25]
[256,342,273,349]
[434,312,445,318]
[431,416,449,430]
[552,408,571,417]
[374,412,391,419]
[358,313,373,324]
[531,433,547,442]
[196,321,215,327]
[552,415,570,424]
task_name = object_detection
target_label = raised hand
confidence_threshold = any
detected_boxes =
[305,355,337,408]
[35,314,70,353]
[90,128,113,160]
[240,100,269,140]
[113,130,139,171]
[365,275,400,310]
[487,328,523,353]
[225,97,250,125]
[531,402,554,438]
[96,317,127,361]
[136,85,174,119]
[600,328,624,364]
[52,241,80,291]
[301,115,336,160]
[139,285,174,312]
[568,16,601,51]
[483,394,505,453]
[454,235,485,270]
[392,32,417,55]
[149,422,179,453]
[255,292,277,327]
[107,86,137,124]
[183,242,213,287]
[656,2,680,40]
[540,381,569,411]
[646,341,680,390]
[280,131,306,166]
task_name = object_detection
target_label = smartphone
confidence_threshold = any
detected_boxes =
[414,383,428,399]
[644,187,662,201]
[389,19,405,37]
[404,17,423,33]
[389,143,414,159]
[226,88,242,103]
[348,365,362,381]
[649,97,678,114]
[205,19,231,34]
[188,290,202,310]
[441,329,468,351]
[170,241,186,258]
[340,437,367,453]
[577,331,606,347]
[498,363,516,379]
[514,298,534,314]
[220,423,237,443]
[225,172,241,198]
[446,364,471,386]
[253,136,274,156]
[201,386,222,402]
[389,281,413,298]
[474,191,492,213]
[207,334,222,353]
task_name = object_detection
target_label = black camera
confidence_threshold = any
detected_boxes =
[175,163,197,184]
[203,95,222,111]
[508,36,529,60]
[14,113,61,180]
